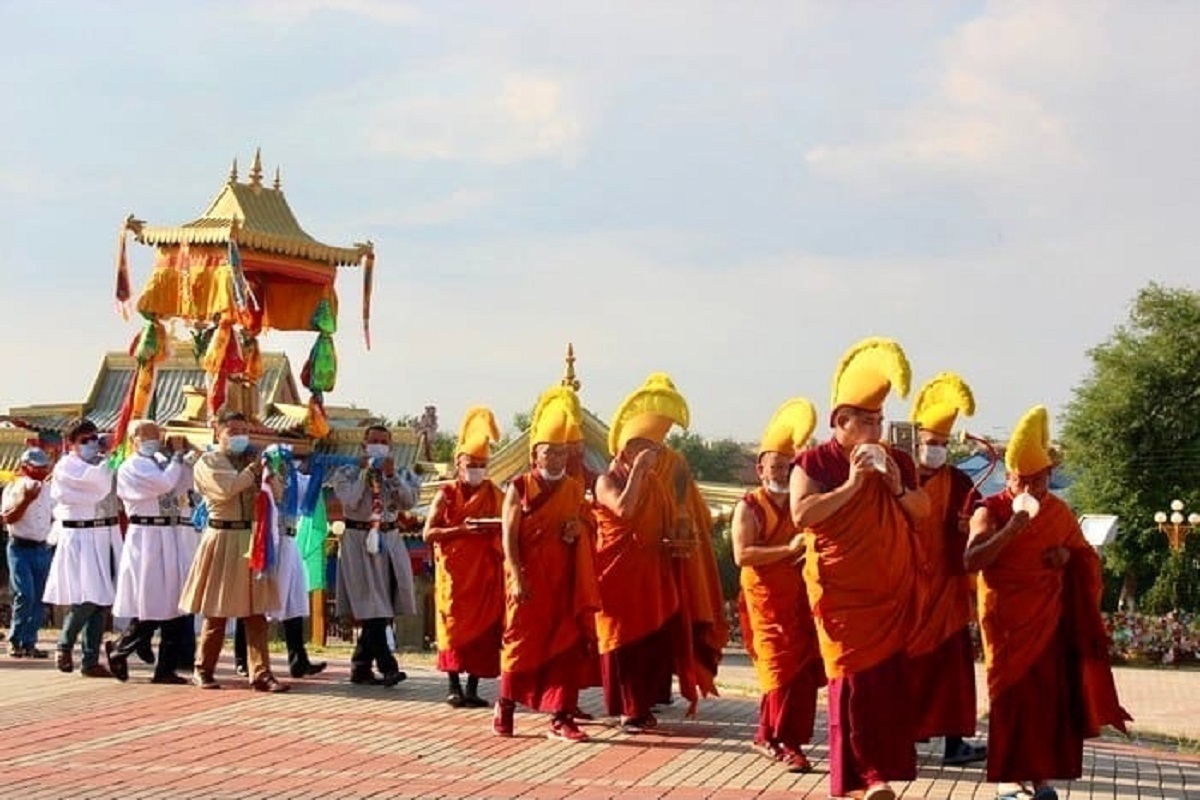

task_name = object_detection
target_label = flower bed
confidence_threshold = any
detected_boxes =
[1105,612,1200,665]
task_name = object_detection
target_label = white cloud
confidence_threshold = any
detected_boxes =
[350,188,497,229]
[246,0,420,26]
[356,68,585,166]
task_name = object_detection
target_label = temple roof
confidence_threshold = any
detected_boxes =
[132,150,371,267]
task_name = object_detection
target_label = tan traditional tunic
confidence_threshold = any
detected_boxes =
[179,451,280,618]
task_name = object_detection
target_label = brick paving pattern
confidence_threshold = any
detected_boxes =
[1,646,1197,799]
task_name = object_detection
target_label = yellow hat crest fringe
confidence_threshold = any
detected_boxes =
[529,386,583,451]
[910,372,975,437]
[758,398,818,457]
[1005,404,1054,477]
[608,372,690,455]
[455,406,501,459]
[830,337,912,413]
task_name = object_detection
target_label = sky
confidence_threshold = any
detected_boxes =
[1,1,1197,442]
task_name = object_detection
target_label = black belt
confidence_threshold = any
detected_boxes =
[283,527,296,538]
[9,536,48,549]
[61,518,119,529]
[343,520,397,533]
[128,515,176,526]
[208,520,251,530]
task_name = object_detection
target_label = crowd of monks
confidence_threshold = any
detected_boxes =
[1,335,1133,800]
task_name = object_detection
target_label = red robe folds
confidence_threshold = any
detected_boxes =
[430,480,505,677]
[797,438,919,796]
[907,466,979,740]
[593,469,680,718]
[737,488,825,751]
[977,491,1131,783]
[500,474,600,714]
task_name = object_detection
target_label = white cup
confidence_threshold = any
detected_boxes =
[1011,492,1041,518]
[854,443,889,473]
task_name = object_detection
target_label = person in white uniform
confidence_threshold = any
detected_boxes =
[2,447,55,659]
[44,418,122,677]
[104,421,197,684]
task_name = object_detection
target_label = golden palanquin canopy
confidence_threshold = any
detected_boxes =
[111,149,375,446]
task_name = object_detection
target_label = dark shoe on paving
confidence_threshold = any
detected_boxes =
[151,674,190,685]
[492,700,514,737]
[380,670,407,687]
[547,717,588,743]
[619,713,658,734]
[251,674,291,693]
[463,693,490,709]
[9,646,27,658]
[105,641,129,682]
[192,670,220,690]
[290,660,328,678]
[1032,788,1058,800]
[780,746,813,774]
[305,661,327,676]
[135,639,156,665]
[350,669,380,685]
[27,647,49,660]
[80,664,113,678]
[446,690,466,708]
[234,662,249,677]
[943,740,988,766]
[56,650,73,673]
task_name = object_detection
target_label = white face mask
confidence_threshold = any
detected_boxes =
[464,467,487,486]
[365,443,390,460]
[137,440,161,458]
[538,467,565,482]
[919,444,949,469]
[765,480,789,495]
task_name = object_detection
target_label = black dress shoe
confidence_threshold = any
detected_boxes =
[289,660,329,678]
[380,670,407,687]
[463,693,490,709]
[350,670,381,685]
[446,690,466,708]
[105,642,129,682]
[305,661,327,676]
[56,650,73,673]
[151,673,190,685]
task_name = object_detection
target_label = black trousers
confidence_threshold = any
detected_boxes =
[352,618,398,675]
[112,617,186,680]
[234,617,310,671]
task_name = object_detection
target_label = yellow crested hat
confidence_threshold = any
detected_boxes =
[910,372,975,437]
[608,372,690,455]
[455,406,501,460]
[1005,405,1054,477]
[830,337,911,422]
[530,387,580,449]
[759,398,818,457]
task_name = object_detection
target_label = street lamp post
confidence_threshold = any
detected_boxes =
[1153,499,1200,612]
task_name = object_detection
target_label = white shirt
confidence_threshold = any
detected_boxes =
[117,453,185,517]
[2,475,54,543]
[50,453,116,521]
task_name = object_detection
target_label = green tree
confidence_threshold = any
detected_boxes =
[1061,283,1200,611]
[667,431,752,483]
[429,432,456,462]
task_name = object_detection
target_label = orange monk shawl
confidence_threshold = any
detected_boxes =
[977,491,1131,734]
[737,488,824,694]
[500,475,601,676]
[908,467,975,657]
[802,473,919,680]
[430,480,505,653]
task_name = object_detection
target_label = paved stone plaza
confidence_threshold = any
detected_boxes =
[1,646,1196,799]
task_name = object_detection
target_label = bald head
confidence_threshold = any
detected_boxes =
[132,420,162,457]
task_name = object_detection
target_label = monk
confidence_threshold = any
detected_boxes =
[734,398,824,774]
[965,406,1129,800]
[423,407,505,709]
[494,397,600,743]
[906,373,986,765]
[791,338,929,800]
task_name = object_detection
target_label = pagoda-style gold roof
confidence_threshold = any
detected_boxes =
[132,150,371,267]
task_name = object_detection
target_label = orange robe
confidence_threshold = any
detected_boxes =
[906,466,979,740]
[797,438,919,796]
[978,491,1130,783]
[737,488,825,751]
[430,480,505,678]
[593,467,680,718]
[500,474,600,713]
[654,447,729,706]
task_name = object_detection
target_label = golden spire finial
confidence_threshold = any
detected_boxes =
[228,157,238,184]
[561,342,581,391]
[273,166,282,191]
[249,147,264,188]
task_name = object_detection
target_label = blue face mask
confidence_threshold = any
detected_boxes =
[78,442,101,463]
[137,440,161,458]
[227,435,250,455]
